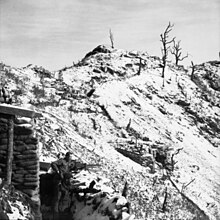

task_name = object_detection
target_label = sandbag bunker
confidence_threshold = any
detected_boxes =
[0,104,42,219]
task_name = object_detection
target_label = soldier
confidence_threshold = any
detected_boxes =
[48,152,100,214]
[51,152,71,178]
[50,152,72,213]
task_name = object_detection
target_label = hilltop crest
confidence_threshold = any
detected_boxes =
[0,46,220,220]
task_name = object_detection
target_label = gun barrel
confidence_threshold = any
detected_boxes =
[70,161,101,171]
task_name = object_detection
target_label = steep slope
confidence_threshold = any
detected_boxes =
[0,46,219,220]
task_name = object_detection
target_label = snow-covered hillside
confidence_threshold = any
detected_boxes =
[0,45,219,220]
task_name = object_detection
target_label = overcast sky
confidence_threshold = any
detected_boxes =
[0,0,219,70]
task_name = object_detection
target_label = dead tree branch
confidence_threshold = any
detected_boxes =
[170,147,183,172]
[137,57,142,75]
[181,178,195,193]
[122,181,128,198]
[160,22,175,85]
[191,61,195,80]
[162,187,168,212]
[171,40,188,65]
[109,28,114,49]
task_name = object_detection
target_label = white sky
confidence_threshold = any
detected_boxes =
[0,0,219,70]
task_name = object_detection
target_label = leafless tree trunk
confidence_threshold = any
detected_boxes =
[122,181,128,198]
[126,118,131,131]
[191,61,195,80]
[6,115,14,185]
[109,29,114,49]
[171,40,188,65]
[137,57,142,75]
[181,178,195,193]
[160,22,175,81]
[162,187,168,212]
[169,148,183,172]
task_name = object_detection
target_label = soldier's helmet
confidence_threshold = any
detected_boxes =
[65,152,72,161]
[65,152,71,157]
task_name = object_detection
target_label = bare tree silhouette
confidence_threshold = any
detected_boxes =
[109,29,114,49]
[160,22,175,86]
[191,61,196,81]
[171,40,188,65]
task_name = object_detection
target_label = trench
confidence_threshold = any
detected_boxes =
[39,172,73,220]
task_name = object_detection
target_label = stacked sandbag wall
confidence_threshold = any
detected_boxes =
[0,113,41,220]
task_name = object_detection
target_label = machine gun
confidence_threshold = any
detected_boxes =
[69,160,101,173]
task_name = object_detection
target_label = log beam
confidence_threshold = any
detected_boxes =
[6,115,14,185]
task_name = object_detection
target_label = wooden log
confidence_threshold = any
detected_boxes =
[6,115,14,185]
[0,104,42,118]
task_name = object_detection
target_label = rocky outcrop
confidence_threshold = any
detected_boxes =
[84,45,113,59]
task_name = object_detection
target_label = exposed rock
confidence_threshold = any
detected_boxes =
[84,45,113,59]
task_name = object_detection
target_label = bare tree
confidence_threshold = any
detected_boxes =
[191,61,195,81]
[109,28,114,49]
[171,40,188,65]
[122,181,128,198]
[162,187,168,212]
[170,148,182,172]
[137,57,142,75]
[160,22,175,85]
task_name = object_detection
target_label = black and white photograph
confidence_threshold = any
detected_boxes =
[0,0,219,219]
